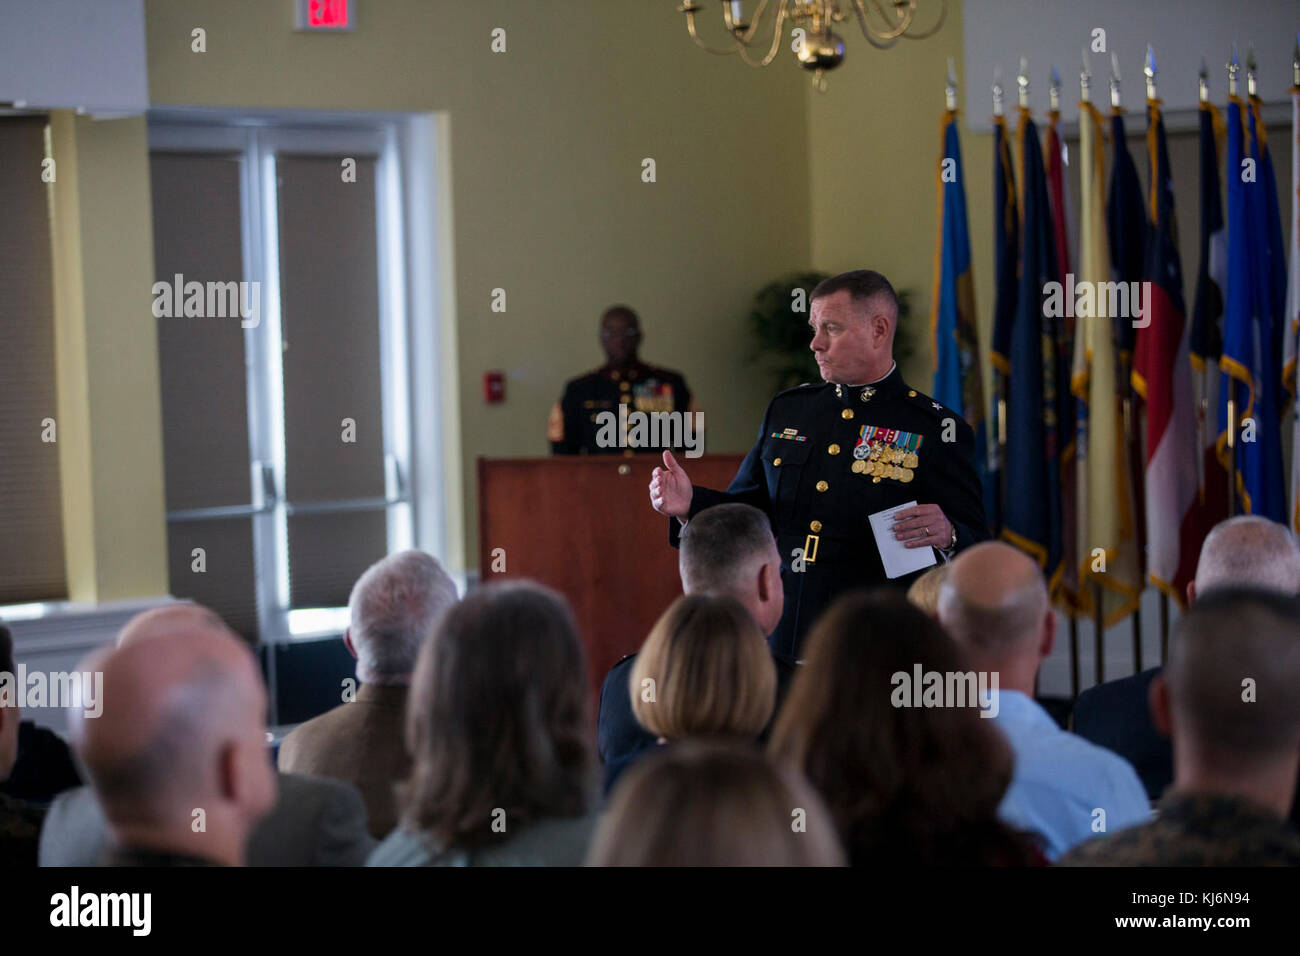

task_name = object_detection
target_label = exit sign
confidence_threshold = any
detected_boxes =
[294,0,354,31]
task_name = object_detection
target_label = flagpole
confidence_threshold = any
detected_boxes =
[1112,53,1146,676]
[1080,55,1105,692]
[1051,61,1083,694]
[1226,48,1241,518]
[993,68,1009,536]
[1131,46,1165,677]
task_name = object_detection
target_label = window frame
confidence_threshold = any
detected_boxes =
[147,113,433,651]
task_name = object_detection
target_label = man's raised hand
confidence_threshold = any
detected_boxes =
[649,450,693,518]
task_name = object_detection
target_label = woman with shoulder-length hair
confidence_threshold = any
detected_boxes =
[587,739,845,866]
[368,580,596,866]
[607,594,776,788]
[768,589,1045,866]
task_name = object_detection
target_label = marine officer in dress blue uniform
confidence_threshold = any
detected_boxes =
[649,270,989,659]
[549,305,693,455]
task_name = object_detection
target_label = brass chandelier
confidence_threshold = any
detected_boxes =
[677,0,947,90]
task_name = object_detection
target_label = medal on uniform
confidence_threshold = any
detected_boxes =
[902,431,923,469]
[852,425,924,483]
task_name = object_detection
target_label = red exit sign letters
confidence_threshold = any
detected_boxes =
[294,0,354,31]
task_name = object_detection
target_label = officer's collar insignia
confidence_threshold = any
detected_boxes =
[835,383,878,403]
[931,401,941,410]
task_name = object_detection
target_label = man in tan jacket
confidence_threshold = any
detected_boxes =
[278,551,458,839]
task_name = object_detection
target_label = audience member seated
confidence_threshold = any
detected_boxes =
[599,503,792,790]
[72,604,278,866]
[588,739,844,866]
[1073,516,1300,809]
[279,550,458,839]
[369,581,596,866]
[605,593,777,791]
[0,624,46,866]
[1071,668,1168,801]
[40,605,374,866]
[769,590,1044,866]
[1062,589,1300,866]
[0,709,82,805]
[938,542,1150,859]
[905,563,950,617]
[41,770,374,868]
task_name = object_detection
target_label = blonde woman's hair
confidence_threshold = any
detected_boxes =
[905,562,950,616]
[587,739,845,866]
[629,594,775,741]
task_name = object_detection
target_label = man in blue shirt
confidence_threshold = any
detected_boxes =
[938,541,1150,859]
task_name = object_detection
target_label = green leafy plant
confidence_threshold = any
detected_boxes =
[748,272,914,392]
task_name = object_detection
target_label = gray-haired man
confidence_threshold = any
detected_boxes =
[278,550,458,838]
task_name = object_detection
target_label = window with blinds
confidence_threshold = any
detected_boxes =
[276,155,390,610]
[0,116,67,605]
[149,124,412,645]
[151,152,260,639]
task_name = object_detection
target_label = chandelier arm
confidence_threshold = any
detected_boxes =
[856,17,901,51]
[732,0,774,46]
[896,0,948,40]
[684,9,747,56]
[736,2,791,67]
[849,0,916,42]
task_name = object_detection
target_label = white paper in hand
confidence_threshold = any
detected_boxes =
[869,501,938,579]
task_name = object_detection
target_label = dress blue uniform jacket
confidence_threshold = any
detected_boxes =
[671,366,989,658]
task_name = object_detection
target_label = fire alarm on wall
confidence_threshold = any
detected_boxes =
[484,371,505,404]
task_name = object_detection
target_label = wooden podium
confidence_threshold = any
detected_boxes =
[478,453,745,697]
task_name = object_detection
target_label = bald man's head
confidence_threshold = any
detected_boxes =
[1193,516,1300,599]
[116,602,228,648]
[78,606,275,846]
[938,542,1050,662]
[1166,588,1300,765]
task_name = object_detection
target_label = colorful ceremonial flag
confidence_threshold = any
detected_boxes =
[1001,108,1063,592]
[1218,93,1286,521]
[1189,97,1230,538]
[1071,100,1142,624]
[1107,109,1150,577]
[988,113,1019,537]
[1287,77,1300,532]
[1252,94,1289,363]
[930,107,994,530]
[1133,97,1201,602]
[1045,107,1079,610]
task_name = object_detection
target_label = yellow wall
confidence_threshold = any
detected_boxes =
[57,1,1000,589]
[143,0,813,573]
[806,0,995,406]
[48,113,169,601]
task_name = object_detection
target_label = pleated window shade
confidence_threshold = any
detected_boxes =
[275,154,388,609]
[0,117,67,604]
[150,152,259,639]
